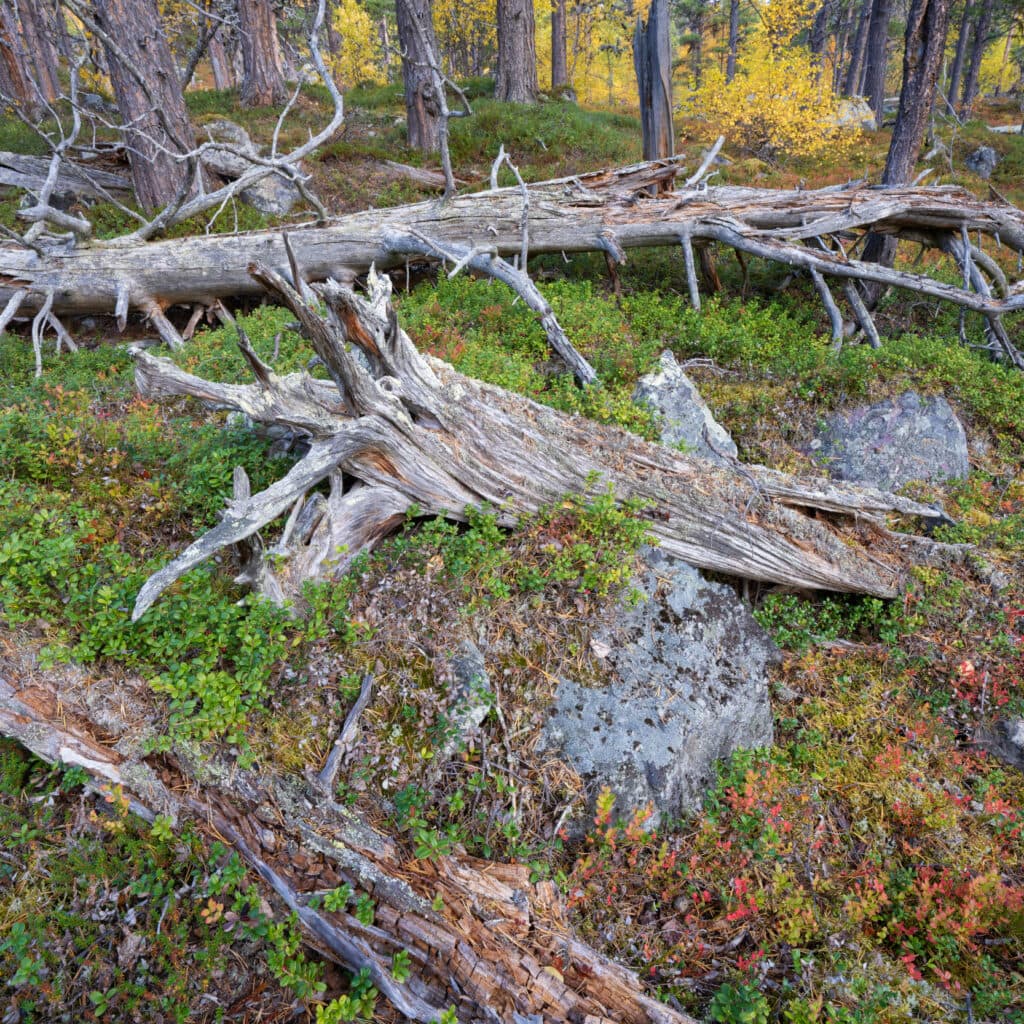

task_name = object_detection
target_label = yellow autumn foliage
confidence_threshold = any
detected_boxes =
[692,0,857,160]
[329,0,384,89]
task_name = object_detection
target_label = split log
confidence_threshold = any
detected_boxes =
[1,155,1023,367]
[130,260,946,624]
[0,656,696,1024]
[0,150,131,198]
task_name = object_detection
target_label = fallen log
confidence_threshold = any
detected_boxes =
[1,156,1023,368]
[0,150,131,198]
[0,652,696,1024]
[130,260,945,624]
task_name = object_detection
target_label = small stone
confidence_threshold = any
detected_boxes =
[964,146,999,180]
[974,717,1024,771]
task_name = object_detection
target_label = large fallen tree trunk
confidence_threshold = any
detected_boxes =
[0,659,696,1024]
[130,260,944,623]
[1,156,1023,365]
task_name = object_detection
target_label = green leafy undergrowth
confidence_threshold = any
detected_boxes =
[0,741,309,1022]
[0,333,357,750]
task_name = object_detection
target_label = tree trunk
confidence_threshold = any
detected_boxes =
[844,0,872,94]
[0,4,38,118]
[551,0,568,91]
[946,0,973,107]
[208,28,234,89]
[860,0,952,302]
[378,16,391,81]
[238,0,287,106]
[633,0,674,162]
[13,0,60,103]
[810,0,832,58]
[395,0,441,152]
[94,0,200,212]
[496,0,538,102]
[959,0,994,116]
[726,0,740,82]
[862,0,891,125]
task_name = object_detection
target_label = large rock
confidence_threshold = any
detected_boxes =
[539,547,777,822]
[974,717,1024,772]
[199,119,304,216]
[632,350,738,462]
[809,391,969,492]
[830,97,876,130]
[965,145,999,180]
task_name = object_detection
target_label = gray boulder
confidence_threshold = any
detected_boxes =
[632,350,737,462]
[965,145,999,180]
[974,717,1024,772]
[199,119,303,216]
[539,547,777,822]
[809,391,969,492]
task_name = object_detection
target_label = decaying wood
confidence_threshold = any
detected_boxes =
[129,259,946,626]
[0,150,131,198]
[2,156,1023,368]
[0,657,697,1024]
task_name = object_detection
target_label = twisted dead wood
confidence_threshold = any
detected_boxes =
[130,259,947,624]
[2,156,1023,368]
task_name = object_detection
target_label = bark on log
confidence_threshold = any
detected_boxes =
[0,654,698,1024]
[128,260,947,625]
[2,158,1023,363]
[0,150,131,197]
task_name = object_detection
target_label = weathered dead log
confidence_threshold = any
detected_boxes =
[0,150,131,198]
[1,156,1023,365]
[0,652,697,1024]
[129,259,947,625]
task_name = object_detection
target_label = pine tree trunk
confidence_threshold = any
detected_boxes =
[14,0,60,103]
[863,0,891,126]
[395,0,441,152]
[633,0,673,162]
[94,0,200,212]
[496,0,538,102]
[844,0,872,94]
[946,0,973,107]
[810,0,832,57]
[0,4,38,118]
[959,0,994,116]
[238,0,287,107]
[551,0,568,91]
[860,0,952,300]
[209,29,234,90]
[726,0,740,82]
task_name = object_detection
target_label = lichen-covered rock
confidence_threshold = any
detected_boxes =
[809,391,969,492]
[965,145,999,180]
[199,119,303,216]
[539,548,777,822]
[632,350,737,462]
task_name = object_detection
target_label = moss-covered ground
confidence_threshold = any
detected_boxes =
[1,86,1023,1022]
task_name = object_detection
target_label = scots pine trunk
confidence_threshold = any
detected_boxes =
[208,29,234,89]
[14,0,60,102]
[959,0,994,115]
[0,4,38,117]
[861,0,952,299]
[844,0,872,93]
[862,0,891,125]
[495,0,538,102]
[551,0,568,91]
[633,0,673,162]
[395,0,441,152]
[726,0,740,81]
[238,0,286,106]
[94,0,200,212]
[947,0,973,107]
